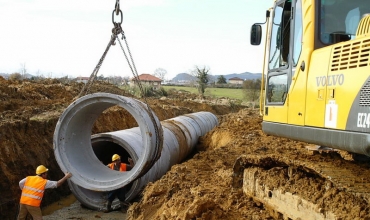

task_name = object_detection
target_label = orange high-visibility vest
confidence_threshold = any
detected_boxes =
[108,163,127,171]
[20,176,47,207]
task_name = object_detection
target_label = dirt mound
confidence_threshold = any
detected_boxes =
[0,78,244,219]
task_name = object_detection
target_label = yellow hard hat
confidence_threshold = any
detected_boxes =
[36,165,49,175]
[112,154,121,161]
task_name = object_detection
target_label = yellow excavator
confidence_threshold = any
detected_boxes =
[232,0,370,219]
[252,0,370,157]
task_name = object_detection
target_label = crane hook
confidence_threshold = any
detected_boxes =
[115,0,120,16]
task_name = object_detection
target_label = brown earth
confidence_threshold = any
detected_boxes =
[1,76,369,220]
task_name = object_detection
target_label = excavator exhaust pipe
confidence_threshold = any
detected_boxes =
[53,93,218,210]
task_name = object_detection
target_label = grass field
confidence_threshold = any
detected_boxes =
[163,85,244,100]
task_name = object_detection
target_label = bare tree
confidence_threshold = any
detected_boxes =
[9,72,22,81]
[36,70,41,78]
[97,74,104,81]
[58,75,69,84]
[217,75,227,84]
[154,68,167,80]
[20,63,27,79]
[191,65,210,98]
[122,76,130,85]
[243,79,261,108]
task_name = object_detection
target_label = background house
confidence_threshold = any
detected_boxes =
[228,77,244,85]
[75,76,90,84]
[130,74,162,90]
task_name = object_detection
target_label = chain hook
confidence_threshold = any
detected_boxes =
[112,9,123,26]
[112,0,123,44]
[115,0,120,15]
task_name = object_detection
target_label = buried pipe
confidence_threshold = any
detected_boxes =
[53,93,218,210]
[69,112,218,210]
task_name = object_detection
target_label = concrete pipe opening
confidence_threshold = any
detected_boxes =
[68,128,144,210]
[53,93,163,191]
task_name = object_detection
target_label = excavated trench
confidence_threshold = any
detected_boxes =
[2,78,369,219]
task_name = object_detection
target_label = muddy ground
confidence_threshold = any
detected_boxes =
[1,77,369,219]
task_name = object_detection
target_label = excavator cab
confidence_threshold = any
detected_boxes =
[251,0,370,157]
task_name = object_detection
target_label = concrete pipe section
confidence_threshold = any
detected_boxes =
[53,93,218,210]
[53,93,163,191]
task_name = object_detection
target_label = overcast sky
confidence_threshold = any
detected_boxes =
[0,0,271,79]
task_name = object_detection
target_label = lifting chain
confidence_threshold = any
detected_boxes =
[78,0,146,100]
[76,0,162,163]
[77,0,122,98]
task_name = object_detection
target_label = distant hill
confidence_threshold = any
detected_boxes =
[170,72,261,83]
[0,73,9,79]
[171,73,197,82]
[216,72,262,81]
[0,73,35,79]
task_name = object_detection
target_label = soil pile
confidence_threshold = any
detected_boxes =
[1,77,369,219]
[0,77,242,219]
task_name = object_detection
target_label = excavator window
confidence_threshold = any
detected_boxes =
[319,0,363,44]
[267,74,288,103]
[292,0,302,67]
[268,1,291,70]
[266,0,291,105]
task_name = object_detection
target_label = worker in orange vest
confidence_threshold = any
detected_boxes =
[17,165,72,220]
[104,154,134,213]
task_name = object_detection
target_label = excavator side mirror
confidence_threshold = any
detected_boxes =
[250,24,262,45]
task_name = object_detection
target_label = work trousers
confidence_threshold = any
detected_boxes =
[17,203,43,220]
[107,187,126,202]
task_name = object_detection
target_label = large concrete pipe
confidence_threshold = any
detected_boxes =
[53,93,218,210]
[68,112,218,210]
[53,93,163,191]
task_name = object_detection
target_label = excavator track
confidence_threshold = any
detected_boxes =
[232,153,370,219]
